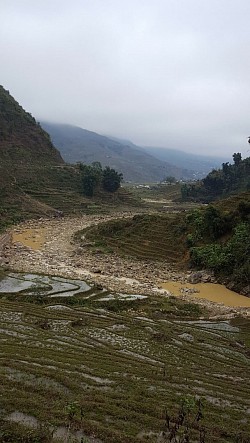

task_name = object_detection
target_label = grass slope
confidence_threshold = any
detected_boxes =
[81,213,188,265]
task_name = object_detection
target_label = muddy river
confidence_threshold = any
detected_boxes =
[161,281,250,307]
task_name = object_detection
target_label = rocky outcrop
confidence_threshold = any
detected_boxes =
[187,271,215,284]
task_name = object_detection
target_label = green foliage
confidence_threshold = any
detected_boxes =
[185,197,250,288]
[102,166,123,193]
[78,163,122,196]
[181,153,250,202]
[190,222,250,284]
[164,397,206,442]
[79,163,101,197]
[233,152,242,166]
[190,243,230,271]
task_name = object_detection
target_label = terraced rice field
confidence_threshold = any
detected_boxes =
[83,214,188,264]
[0,273,250,442]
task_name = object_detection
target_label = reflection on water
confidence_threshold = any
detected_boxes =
[161,281,250,307]
[12,228,45,250]
[0,276,36,293]
[0,273,91,297]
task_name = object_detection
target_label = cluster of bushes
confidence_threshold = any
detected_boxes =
[78,162,123,197]
[181,153,250,202]
[186,201,250,287]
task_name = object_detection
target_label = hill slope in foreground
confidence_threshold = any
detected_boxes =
[0,87,135,230]
[0,86,69,226]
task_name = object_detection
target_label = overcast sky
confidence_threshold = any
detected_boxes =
[1,0,250,157]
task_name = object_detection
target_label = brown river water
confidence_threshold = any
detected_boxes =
[161,281,250,308]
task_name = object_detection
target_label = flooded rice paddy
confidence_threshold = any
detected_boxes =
[0,270,249,442]
[0,278,249,442]
[0,273,91,297]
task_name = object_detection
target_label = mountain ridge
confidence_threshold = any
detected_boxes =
[41,121,194,183]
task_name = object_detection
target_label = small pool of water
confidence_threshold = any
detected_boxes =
[12,228,45,250]
[0,276,36,293]
[161,281,250,308]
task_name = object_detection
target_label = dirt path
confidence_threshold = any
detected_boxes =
[1,213,250,317]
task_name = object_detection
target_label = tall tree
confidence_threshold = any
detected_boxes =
[233,152,242,166]
[102,166,123,193]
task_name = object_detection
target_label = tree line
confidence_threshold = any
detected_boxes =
[181,153,250,202]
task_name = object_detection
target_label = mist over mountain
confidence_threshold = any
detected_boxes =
[141,146,229,177]
[41,122,196,183]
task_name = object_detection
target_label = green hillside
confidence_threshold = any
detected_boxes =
[0,87,137,230]
[80,213,188,265]
[0,86,69,228]
[181,153,250,202]
[0,86,63,174]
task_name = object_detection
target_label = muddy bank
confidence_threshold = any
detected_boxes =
[1,214,249,317]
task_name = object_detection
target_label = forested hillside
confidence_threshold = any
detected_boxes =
[181,153,250,202]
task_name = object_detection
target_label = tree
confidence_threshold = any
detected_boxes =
[78,163,123,195]
[79,164,101,197]
[164,176,176,184]
[102,166,123,192]
[203,169,224,196]
[233,152,242,166]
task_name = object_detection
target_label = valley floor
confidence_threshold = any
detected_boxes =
[1,212,249,318]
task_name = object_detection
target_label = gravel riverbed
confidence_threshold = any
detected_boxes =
[1,213,249,318]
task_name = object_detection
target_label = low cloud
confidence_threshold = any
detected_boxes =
[1,0,250,158]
